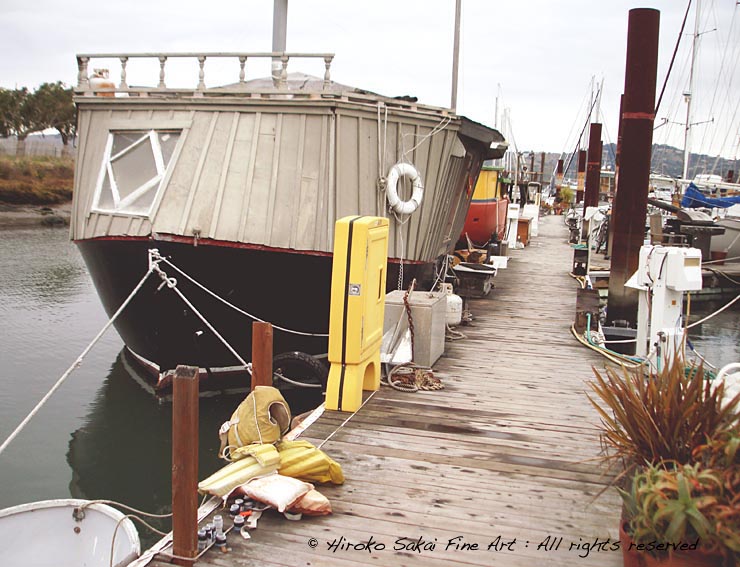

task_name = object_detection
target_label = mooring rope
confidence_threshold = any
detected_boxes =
[155,252,329,338]
[317,390,378,450]
[686,293,740,329]
[149,256,249,368]
[0,265,156,457]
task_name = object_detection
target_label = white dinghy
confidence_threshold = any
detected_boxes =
[0,499,140,567]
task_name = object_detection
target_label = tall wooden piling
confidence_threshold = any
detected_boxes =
[582,123,603,240]
[576,150,587,203]
[251,321,273,390]
[584,123,602,211]
[555,159,564,197]
[607,8,659,326]
[172,365,199,565]
[540,152,546,184]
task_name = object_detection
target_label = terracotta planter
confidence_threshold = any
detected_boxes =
[621,520,647,567]
[642,552,723,567]
[619,521,723,567]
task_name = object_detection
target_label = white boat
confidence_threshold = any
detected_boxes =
[0,499,140,567]
[710,204,740,258]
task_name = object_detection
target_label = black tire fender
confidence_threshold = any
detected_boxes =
[272,351,328,393]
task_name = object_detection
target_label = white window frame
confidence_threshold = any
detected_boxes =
[91,128,180,218]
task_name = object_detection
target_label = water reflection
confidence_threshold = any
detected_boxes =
[66,350,242,545]
[0,228,87,305]
[687,298,740,373]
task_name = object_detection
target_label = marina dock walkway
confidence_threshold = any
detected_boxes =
[148,213,623,567]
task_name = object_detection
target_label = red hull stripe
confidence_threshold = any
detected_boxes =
[72,233,425,265]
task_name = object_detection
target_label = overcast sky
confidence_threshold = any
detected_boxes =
[2,0,738,158]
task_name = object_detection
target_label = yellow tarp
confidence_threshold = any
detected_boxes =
[276,440,345,485]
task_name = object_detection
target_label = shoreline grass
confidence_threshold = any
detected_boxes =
[0,155,74,205]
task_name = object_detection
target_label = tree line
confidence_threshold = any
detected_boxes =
[0,82,76,155]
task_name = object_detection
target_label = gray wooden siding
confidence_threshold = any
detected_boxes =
[72,102,470,263]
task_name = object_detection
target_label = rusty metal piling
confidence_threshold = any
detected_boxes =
[607,8,660,326]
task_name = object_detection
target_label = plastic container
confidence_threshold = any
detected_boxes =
[441,283,463,327]
[213,515,224,536]
[89,69,115,97]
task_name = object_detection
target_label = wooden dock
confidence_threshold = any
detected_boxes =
[145,213,623,567]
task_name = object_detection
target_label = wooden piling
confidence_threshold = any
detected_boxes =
[172,365,199,566]
[251,322,273,390]
[582,123,603,240]
[608,8,660,326]
[576,149,587,203]
[584,123,602,212]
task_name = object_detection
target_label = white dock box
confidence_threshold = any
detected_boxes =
[383,290,446,367]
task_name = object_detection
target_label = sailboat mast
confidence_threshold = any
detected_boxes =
[683,0,701,181]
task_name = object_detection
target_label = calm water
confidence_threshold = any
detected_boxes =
[0,227,738,546]
[0,227,240,544]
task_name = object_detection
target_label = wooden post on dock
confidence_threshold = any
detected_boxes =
[582,123,603,239]
[172,365,198,565]
[251,322,273,390]
[539,152,546,184]
[607,8,659,326]
[576,150,587,203]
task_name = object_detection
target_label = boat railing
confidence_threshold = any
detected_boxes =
[74,52,454,116]
[75,52,335,96]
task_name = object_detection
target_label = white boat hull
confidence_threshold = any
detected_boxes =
[0,499,140,567]
[710,215,740,257]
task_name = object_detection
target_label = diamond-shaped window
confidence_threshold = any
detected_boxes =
[92,130,180,216]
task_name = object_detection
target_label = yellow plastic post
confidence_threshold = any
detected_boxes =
[325,216,389,412]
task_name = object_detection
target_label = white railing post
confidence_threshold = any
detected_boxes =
[77,56,90,90]
[197,56,207,90]
[158,56,167,88]
[323,56,333,90]
[119,56,129,89]
[239,56,247,84]
[279,54,289,89]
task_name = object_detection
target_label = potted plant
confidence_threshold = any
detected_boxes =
[587,355,740,566]
[560,186,575,210]
[692,427,740,562]
[619,462,728,566]
[588,356,738,474]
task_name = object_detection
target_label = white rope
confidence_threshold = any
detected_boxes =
[151,261,249,367]
[403,115,452,158]
[376,102,389,218]
[429,254,450,294]
[686,293,740,329]
[157,254,329,337]
[0,265,155,457]
[701,254,740,265]
[317,390,378,450]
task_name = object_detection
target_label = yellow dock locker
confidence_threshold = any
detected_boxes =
[325,216,389,412]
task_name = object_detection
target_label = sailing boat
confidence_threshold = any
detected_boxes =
[652,0,740,258]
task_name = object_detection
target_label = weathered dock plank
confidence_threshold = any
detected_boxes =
[146,213,622,566]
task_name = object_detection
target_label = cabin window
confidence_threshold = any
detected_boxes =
[92,130,180,216]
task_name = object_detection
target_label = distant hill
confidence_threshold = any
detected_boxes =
[509,144,738,184]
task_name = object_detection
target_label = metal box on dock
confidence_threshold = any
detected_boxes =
[383,291,446,368]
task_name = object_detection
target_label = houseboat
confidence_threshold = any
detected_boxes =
[70,53,506,386]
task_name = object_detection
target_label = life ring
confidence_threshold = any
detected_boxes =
[386,162,424,215]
